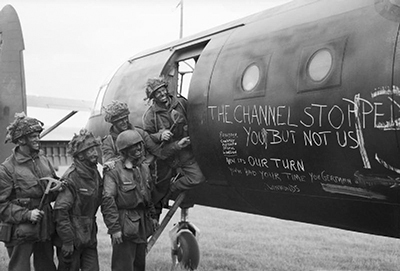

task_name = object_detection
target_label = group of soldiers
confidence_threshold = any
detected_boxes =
[0,76,206,271]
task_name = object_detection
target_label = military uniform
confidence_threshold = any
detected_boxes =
[102,151,156,271]
[53,128,102,271]
[142,93,205,209]
[102,101,183,222]
[0,147,58,271]
[54,160,102,271]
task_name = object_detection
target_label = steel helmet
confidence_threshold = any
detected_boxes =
[116,129,143,152]
[104,101,130,123]
[145,76,168,100]
[5,112,44,144]
[67,128,101,157]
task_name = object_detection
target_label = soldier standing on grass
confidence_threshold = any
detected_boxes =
[101,129,158,271]
[54,129,102,271]
[0,112,60,271]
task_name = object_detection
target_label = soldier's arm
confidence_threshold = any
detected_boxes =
[137,127,190,160]
[101,135,118,163]
[101,171,121,235]
[142,111,163,143]
[0,165,31,224]
[54,184,75,246]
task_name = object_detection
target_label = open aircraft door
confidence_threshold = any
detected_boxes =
[186,33,237,187]
[188,24,268,214]
[87,48,181,137]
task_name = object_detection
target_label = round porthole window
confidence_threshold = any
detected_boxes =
[242,64,260,92]
[308,49,333,82]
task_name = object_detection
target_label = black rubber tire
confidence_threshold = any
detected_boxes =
[176,230,200,270]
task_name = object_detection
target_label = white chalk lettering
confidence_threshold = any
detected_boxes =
[259,171,282,181]
[265,184,300,193]
[248,156,269,168]
[269,158,305,171]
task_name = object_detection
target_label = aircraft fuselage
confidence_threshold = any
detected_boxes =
[87,0,400,238]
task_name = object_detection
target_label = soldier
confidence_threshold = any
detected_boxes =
[142,76,205,212]
[101,129,157,271]
[54,129,102,271]
[0,112,60,271]
[103,100,191,220]
[102,100,170,164]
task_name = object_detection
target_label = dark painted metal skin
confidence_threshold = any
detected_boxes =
[0,5,26,163]
[87,0,400,238]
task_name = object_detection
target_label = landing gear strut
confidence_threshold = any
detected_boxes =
[169,208,200,271]
[147,192,200,270]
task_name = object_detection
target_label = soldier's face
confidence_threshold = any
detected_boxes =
[114,117,129,133]
[126,142,143,160]
[153,87,168,104]
[24,132,41,152]
[81,146,99,166]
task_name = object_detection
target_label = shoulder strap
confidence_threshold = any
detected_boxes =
[176,98,187,116]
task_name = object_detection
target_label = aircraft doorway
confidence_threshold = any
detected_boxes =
[161,41,207,100]
[177,58,195,99]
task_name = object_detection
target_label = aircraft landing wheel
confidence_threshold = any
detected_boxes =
[176,231,200,270]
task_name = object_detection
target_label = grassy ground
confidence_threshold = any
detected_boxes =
[0,205,399,270]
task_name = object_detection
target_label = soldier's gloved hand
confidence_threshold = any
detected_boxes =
[29,209,44,223]
[62,244,74,257]
[111,231,123,245]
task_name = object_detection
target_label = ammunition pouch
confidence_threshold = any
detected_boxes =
[15,222,40,242]
[72,216,94,247]
[122,211,141,241]
[10,198,44,242]
[0,222,12,243]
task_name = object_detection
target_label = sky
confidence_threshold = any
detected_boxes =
[3,0,291,138]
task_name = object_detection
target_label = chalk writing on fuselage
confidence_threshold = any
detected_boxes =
[226,156,305,171]
[210,89,400,150]
[209,88,400,130]
[212,88,400,198]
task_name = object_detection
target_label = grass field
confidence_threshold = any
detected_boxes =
[0,205,399,270]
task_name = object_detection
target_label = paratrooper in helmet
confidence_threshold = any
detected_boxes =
[54,128,102,271]
[0,112,59,271]
[101,129,158,271]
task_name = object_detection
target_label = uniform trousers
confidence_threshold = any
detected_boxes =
[56,245,99,271]
[152,159,205,218]
[6,240,56,271]
[111,241,146,271]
